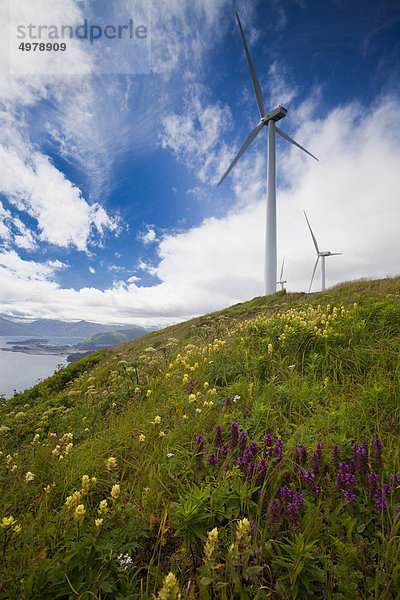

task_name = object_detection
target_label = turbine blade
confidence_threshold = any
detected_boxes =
[276,126,319,161]
[280,256,285,280]
[217,121,264,186]
[309,256,320,293]
[236,12,265,117]
[304,211,320,254]
[329,252,342,256]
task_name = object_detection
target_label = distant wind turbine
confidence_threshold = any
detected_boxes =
[277,256,287,290]
[304,211,342,292]
[217,12,318,295]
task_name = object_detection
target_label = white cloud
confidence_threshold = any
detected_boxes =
[138,227,157,245]
[160,84,233,183]
[0,96,399,326]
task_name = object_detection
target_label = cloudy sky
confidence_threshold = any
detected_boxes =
[0,0,399,327]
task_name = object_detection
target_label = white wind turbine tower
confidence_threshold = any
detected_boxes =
[277,256,287,290]
[218,12,318,295]
[304,211,342,292]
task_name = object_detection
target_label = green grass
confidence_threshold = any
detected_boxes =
[1,276,400,599]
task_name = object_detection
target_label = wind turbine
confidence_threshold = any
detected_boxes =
[277,256,287,290]
[304,211,342,292]
[218,12,318,295]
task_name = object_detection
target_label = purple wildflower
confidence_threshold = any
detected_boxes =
[345,489,356,503]
[213,425,223,447]
[368,472,378,499]
[238,432,247,454]
[220,445,228,457]
[207,454,218,467]
[188,379,195,393]
[375,488,387,512]
[243,449,254,463]
[300,470,315,489]
[256,459,268,486]
[314,483,323,495]
[293,492,304,507]
[279,485,293,504]
[353,443,368,475]
[383,484,392,497]
[310,451,320,475]
[323,464,330,476]
[333,445,341,465]
[337,463,355,498]
[293,448,301,464]
[293,447,307,465]
[225,396,232,407]
[263,434,274,458]
[249,442,258,454]
[286,502,300,524]
[229,423,239,449]
[237,456,246,473]
[269,500,280,524]
[274,439,284,461]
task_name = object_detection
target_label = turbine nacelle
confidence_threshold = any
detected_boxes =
[262,105,287,124]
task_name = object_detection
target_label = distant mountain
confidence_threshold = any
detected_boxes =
[0,317,27,335]
[0,317,143,338]
[75,327,148,351]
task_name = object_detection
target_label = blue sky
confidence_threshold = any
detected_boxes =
[0,0,399,326]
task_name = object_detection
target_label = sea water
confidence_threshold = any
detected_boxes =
[0,336,82,400]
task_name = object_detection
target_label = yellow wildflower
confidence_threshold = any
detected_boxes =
[105,456,117,471]
[204,527,219,562]
[98,499,108,515]
[111,484,120,499]
[81,475,90,494]
[65,490,82,510]
[95,518,103,527]
[1,516,16,529]
[152,415,162,424]
[159,431,165,437]
[188,394,196,402]
[156,572,181,600]
[139,434,146,442]
[146,390,152,397]
[74,504,85,522]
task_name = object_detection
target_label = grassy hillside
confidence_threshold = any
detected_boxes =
[1,277,400,599]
